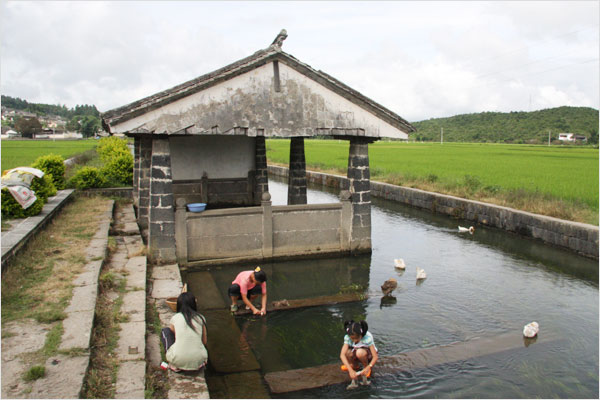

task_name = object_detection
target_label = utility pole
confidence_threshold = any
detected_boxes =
[548,130,551,146]
[441,127,443,145]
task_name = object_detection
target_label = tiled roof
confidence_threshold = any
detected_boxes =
[102,35,415,135]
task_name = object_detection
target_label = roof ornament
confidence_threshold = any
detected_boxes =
[270,29,288,51]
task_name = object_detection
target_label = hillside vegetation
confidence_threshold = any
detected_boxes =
[411,106,599,144]
[1,95,100,119]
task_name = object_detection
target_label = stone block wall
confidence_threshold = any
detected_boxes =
[148,139,176,264]
[347,138,372,252]
[287,137,307,205]
[254,136,269,205]
[137,137,152,238]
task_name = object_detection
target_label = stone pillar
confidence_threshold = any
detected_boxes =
[174,198,188,266]
[254,136,269,205]
[287,137,307,205]
[147,138,176,265]
[261,192,273,258]
[132,136,141,210]
[138,137,152,241]
[347,137,372,252]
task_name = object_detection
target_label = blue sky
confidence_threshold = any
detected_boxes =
[1,1,598,121]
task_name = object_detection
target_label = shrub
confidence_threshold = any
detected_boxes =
[30,174,57,202]
[31,154,65,189]
[1,188,44,218]
[96,136,130,163]
[102,153,133,186]
[1,174,56,218]
[69,167,107,189]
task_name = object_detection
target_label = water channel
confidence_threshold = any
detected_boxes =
[185,176,598,398]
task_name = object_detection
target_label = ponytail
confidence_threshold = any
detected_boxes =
[344,319,368,337]
[253,266,267,283]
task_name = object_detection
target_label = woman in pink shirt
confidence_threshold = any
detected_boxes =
[228,267,267,315]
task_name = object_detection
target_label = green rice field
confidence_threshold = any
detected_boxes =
[267,140,599,220]
[1,139,98,173]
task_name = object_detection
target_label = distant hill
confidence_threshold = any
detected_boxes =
[411,106,599,144]
[1,95,100,119]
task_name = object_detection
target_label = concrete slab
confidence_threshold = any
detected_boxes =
[83,259,104,282]
[206,371,269,399]
[116,321,146,361]
[1,233,21,248]
[1,320,49,361]
[232,292,366,315]
[264,332,560,393]
[64,284,97,313]
[121,290,146,322]
[59,310,94,350]
[72,269,98,287]
[29,355,89,399]
[193,271,227,310]
[203,309,260,373]
[123,236,145,258]
[116,222,140,236]
[151,264,181,280]
[156,301,176,326]
[125,256,146,273]
[1,357,29,398]
[125,268,147,290]
[115,360,146,399]
[152,279,183,299]
[168,370,210,399]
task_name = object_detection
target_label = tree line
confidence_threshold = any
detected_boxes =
[2,95,102,138]
[1,95,100,119]
[410,106,599,144]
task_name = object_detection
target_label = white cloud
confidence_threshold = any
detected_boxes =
[1,1,598,121]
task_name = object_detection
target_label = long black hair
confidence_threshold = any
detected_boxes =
[344,320,369,337]
[176,292,205,333]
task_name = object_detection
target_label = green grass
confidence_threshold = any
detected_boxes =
[1,139,98,172]
[267,139,599,223]
[23,365,46,382]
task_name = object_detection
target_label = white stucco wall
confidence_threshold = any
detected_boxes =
[169,136,255,180]
[111,61,409,139]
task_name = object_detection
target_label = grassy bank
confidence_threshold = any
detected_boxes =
[267,140,599,225]
[1,139,98,172]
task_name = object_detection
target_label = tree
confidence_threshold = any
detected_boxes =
[66,116,81,132]
[589,129,598,145]
[14,117,42,138]
[79,115,101,138]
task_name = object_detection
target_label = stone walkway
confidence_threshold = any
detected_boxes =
[2,195,211,398]
[1,199,112,398]
[149,263,210,398]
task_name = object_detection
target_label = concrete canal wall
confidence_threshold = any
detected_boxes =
[268,165,599,259]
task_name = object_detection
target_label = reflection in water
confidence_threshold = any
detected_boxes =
[188,176,598,399]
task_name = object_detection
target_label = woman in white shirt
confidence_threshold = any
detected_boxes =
[160,292,208,371]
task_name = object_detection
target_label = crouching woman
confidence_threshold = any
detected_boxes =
[160,292,208,372]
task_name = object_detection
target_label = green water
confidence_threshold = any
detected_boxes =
[186,178,599,398]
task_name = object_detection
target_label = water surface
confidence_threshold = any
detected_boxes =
[188,177,598,398]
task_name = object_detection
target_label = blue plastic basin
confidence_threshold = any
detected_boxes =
[187,203,207,212]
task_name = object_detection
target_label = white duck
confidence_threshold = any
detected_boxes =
[394,258,406,270]
[523,321,539,338]
[416,267,427,281]
[458,226,475,234]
